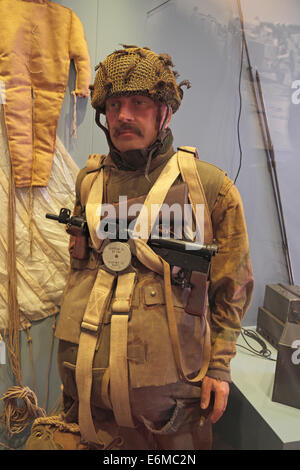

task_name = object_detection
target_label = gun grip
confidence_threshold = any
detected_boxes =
[68,227,89,260]
[184,272,209,316]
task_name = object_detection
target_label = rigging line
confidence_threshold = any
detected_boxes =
[147,0,172,16]
[234,33,244,184]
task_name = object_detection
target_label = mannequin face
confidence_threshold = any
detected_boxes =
[105,95,171,152]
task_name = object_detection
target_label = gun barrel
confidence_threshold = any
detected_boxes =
[148,237,218,257]
[46,213,60,221]
[46,211,87,231]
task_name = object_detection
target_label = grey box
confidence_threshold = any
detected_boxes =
[256,306,285,349]
[263,284,300,323]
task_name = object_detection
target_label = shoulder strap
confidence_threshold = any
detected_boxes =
[132,148,213,386]
[177,146,213,243]
[80,153,106,207]
[194,160,226,213]
[132,153,180,240]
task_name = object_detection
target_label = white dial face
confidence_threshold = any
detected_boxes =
[102,242,131,272]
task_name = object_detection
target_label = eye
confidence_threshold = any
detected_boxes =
[134,98,146,106]
[107,100,119,111]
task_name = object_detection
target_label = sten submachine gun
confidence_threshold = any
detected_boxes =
[46,207,218,316]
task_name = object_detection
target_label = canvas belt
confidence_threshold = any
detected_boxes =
[109,270,136,428]
[75,267,115,445]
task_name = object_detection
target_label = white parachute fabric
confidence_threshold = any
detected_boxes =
[0,107,79,330]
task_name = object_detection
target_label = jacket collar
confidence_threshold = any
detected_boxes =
[101,142,176,176]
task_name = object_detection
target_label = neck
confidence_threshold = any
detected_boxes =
[96,110,173,173]
[110,128,173,172]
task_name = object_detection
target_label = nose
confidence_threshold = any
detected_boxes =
[118,101,134,122]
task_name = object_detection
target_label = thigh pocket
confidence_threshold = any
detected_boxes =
[62,361,111,410]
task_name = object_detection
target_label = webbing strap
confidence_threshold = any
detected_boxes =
[132,152,180,273]
[75,268,115,445]
[80,153,105,202]
[161,257,211,385]
[85,169,104,251]
[109,272,136,428]
[177,147,213,244]
[133,148,213,273]
[132,153,180,240]
[131,149,212,385]
[163,148,212,383]
[100,367,112,410]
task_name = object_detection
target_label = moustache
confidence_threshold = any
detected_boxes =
[113,124,143,137]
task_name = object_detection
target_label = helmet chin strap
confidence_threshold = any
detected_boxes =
[144,104,171,180]
[95,105,172,177]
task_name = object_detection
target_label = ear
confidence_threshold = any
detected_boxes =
[165,105,173,128]
[159,104,173,130]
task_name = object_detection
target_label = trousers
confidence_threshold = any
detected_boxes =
[26,408,212,451]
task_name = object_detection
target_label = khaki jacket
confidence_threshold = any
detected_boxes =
[56,146,254,387]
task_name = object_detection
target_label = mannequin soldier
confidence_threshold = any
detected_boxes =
[26,45,254,451]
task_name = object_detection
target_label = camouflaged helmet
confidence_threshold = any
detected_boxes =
[90,45,191,114]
